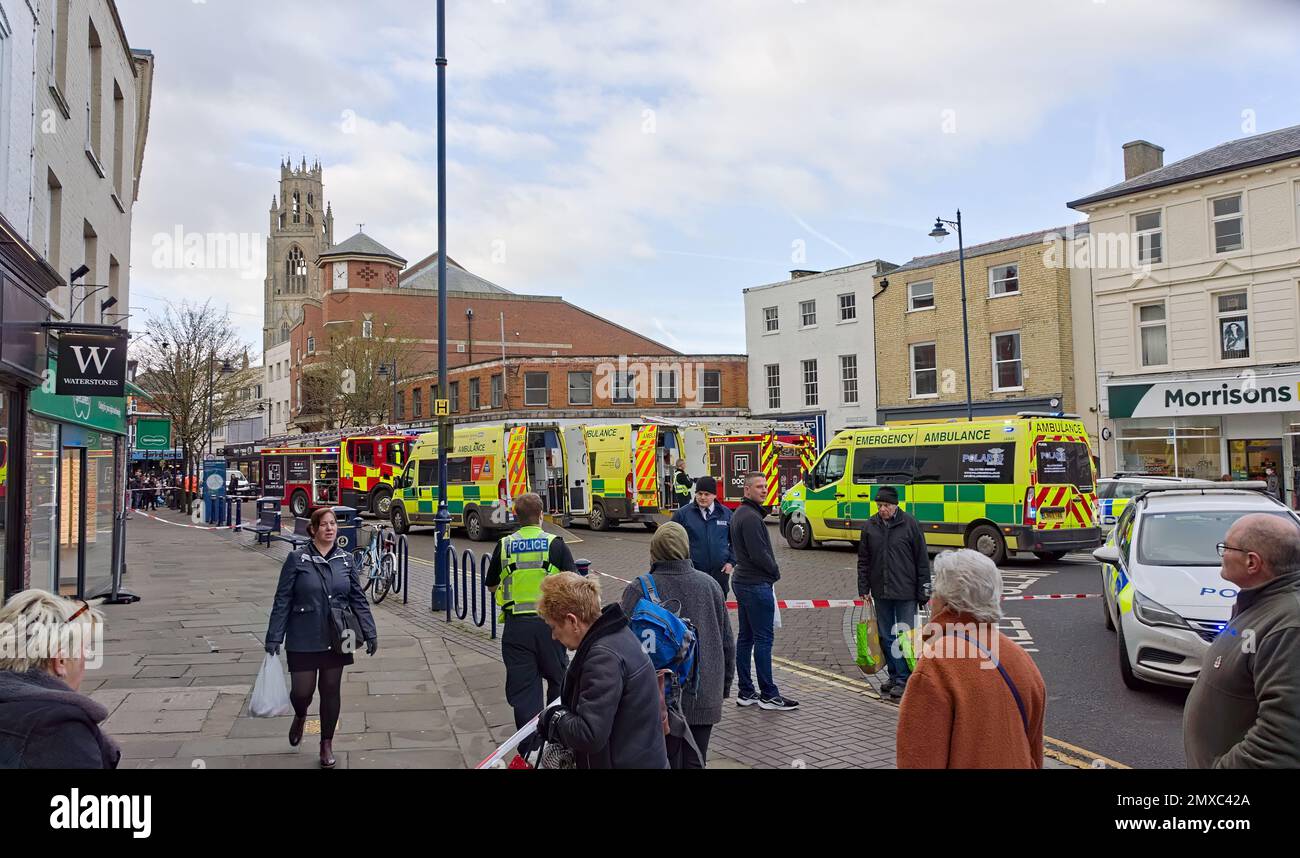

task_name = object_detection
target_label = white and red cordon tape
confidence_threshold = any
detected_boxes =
[590,569,1098,607]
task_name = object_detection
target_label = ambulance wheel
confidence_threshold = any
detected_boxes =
[1116,620,1146,690]
[391,506,410,535]
[1033,550,1067,562]
[967,524,1006,565]
[465,510,486,542]
[643,521,658,532]
[371,489,393,518]
[785,517,813,550]
[589,504,610,532]
[290,490,309,519]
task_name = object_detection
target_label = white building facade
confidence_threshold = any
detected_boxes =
[742,260,894,446]
[1069,128,1300,509]
[264,339,292,437]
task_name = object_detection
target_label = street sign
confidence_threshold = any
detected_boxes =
[135,417,172,450]
[435,398,450,416]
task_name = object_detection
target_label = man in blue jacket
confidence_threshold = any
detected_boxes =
[671,475,735,596]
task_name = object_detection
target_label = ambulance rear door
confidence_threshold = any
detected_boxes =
[564,425,589,514]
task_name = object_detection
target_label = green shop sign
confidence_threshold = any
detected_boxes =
[135,417,172,450]
[30,358,127,435]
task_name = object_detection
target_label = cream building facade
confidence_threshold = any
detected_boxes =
[1068,127,1300,507]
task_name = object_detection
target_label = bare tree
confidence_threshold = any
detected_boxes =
[299,320,419,430]
[131,301,257,507]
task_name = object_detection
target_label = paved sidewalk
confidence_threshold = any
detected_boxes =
[97,509,906,769]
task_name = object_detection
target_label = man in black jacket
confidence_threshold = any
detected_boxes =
[857,486,931,700]
[730,472,798,711]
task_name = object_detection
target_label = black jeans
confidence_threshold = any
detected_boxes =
[666,723,713,769]
[501,614,568,756]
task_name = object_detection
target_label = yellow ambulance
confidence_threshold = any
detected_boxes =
[574,422,708,531]
[778,413,1100,563]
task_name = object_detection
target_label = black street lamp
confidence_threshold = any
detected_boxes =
[929,211,974,421]
[206,352,235,455]
[376,361,399,423]
[432,0,451,612]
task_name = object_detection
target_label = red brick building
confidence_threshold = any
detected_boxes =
[287,232,747,430]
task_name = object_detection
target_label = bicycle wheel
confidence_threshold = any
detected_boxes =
[355,551,376,593]
[371,553,394,604]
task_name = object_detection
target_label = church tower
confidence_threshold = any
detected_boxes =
[264,157,334,351]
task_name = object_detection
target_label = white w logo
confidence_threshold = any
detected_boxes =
[71,345,114,374]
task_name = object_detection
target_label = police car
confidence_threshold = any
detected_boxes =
[1094,475,1212,535]
[1093,482,1300,690]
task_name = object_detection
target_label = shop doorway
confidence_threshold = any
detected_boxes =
[1229,438,1284,498]
[58,447,88,597]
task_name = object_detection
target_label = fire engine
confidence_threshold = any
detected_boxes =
[261,447,341,518]
[706,421,817,512]
[257,431,414,518]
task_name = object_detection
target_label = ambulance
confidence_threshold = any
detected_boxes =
[779,413,1101,563]
[577,422,708,531]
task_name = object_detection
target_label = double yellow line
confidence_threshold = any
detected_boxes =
[770,655,1130,770]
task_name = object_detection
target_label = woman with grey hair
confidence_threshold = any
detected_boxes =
[895,549,1046,769]
[0,590,120,768]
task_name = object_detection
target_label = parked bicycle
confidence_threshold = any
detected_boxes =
[353,522,398,604]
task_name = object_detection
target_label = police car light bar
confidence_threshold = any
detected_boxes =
[1134,481,1270,501]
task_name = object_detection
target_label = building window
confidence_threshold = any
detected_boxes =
[1217,292,1249,360]
[989,263,1019,297]
[911,343,937,397]
[908,280,934,311]
[87,23,102,159]
[655,370,678,403]
[470,378,481,409]
[838,293,856,322]
[992,332,1023,390]
[286,246,308,293]
[412,388,423,418]
[763,306,779,333]
[449,380,459,412]
[306,335,315,354]
[361,320,372,338]
[524,372,548,406]
[1138,303,1168,367]
[568,371,593,406]
[765,364,781,409]
[840,355,859,405]
[801,359,818,407]
[799,300,817,327]
[112,82,126,196]
[46,170,62,266]
[491,374,503,408]
[701,370,721,404]
[292,191,301,224]
[1134,210,1163,265]
[613,371,634,404]
[280,323,289,344]
[1212,195,1244,253]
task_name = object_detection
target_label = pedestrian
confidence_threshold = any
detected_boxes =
[129,473,140,510]
[618,521,734,768]
[857,485,932,700]
[729,471,797,710]
[0,590,121,768]
[1184,513,1300,768]
[265,507,378,768]
[673,458,693,507]
[484,492,574,769]
[670,474,735,596]
[537,572,669,769]
[896,550,1046,768]
[1265,467,1282,501]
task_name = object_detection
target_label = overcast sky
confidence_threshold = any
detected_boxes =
[117,0,1300,357]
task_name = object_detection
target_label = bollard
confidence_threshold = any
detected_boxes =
[191,499,203,524]
[234,498,243,530]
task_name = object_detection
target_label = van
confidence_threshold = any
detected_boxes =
[779,414,1101,562]
[578,423,707,530]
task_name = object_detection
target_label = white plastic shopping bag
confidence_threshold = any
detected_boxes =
[250,652,294,717]
[772,587,782,630]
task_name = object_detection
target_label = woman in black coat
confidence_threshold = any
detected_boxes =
[265,507,378,767]
[536,572,668,769]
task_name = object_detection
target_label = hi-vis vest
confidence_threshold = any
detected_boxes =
[674,471,691,498]
[496,525,562,617]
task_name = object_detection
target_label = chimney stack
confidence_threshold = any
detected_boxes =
[1122,140,1165,180]
[789,269,821,279]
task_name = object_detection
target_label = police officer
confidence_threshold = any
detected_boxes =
[674,459,693,507]
[484,492,575,768]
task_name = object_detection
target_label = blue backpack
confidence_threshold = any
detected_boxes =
[628,574,700,693]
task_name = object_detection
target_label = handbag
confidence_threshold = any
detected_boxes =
[313,560,365,653]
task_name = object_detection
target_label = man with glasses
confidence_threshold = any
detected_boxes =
[857,486,931,701]
[1186,513,1300,767]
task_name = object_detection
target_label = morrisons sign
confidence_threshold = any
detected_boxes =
[1108,372,1300,419]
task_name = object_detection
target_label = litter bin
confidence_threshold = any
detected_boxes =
[332,506,361,552]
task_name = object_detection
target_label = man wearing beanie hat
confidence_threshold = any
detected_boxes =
[857,485,931,701]
[620,522,734,768]
[671,474,736,596]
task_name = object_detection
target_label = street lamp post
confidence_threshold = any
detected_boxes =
[432,0,451,612]
[206,351,234,456]
[377,361,400,424]
[929,211,974,421]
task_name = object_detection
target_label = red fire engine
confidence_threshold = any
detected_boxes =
[261,447,340,518]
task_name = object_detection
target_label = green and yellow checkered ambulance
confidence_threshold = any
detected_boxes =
[779,414,1101,563]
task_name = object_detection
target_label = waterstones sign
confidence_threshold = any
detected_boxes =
[1108,373,1300,419]
[56,330,128,397]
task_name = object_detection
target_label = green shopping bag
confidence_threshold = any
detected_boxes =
[898,607,927,671]
[855,609,885,675]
